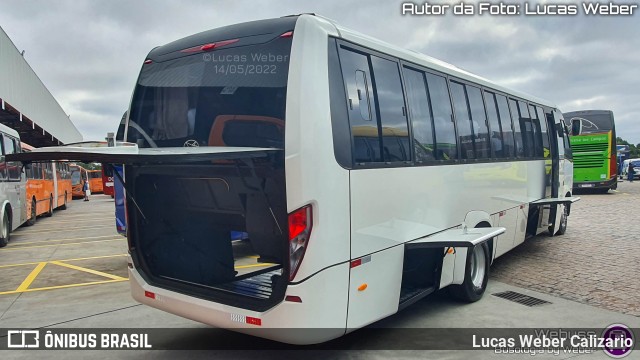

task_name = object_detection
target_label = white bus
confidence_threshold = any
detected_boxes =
[0,122,27,247]
[10,14,578,344]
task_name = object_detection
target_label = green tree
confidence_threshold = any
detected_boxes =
[78,162,102,171]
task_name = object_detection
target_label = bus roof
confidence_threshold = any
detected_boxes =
[0,121,20,139]
[563,110,614,117]
[141,14,559,110]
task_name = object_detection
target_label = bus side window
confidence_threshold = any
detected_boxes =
[370,56,411,162]
[339,47,382,164]
[450,81,476,160]
[466,85,490,159]
[402,67,435,162]
[425,73,457,160]
[484,91,505,158]
[535,106,550,159]
[495,94,515,158]
[518,101,535,158]
[508,99,525,158]
[3,136,21,181]
[0,134,6,181]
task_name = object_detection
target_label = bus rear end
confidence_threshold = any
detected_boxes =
[122,15,349,344]
[102,166,114,197]
[564,110,617,192]
[70,165,85,198]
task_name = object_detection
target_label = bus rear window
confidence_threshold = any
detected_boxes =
[127,37,291,148]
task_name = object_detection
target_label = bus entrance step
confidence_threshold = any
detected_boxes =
[398,286,436,310]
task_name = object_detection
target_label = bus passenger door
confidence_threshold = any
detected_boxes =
[547,110,564,234]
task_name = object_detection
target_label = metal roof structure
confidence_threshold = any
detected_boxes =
[0,26,82,147]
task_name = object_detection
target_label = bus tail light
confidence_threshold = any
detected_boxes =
[288,205,312,281]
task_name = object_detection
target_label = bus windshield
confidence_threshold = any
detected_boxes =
[127,38,291,149]
[71,169,81,185]
[566,113,614,135]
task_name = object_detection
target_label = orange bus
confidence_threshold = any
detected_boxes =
[69,164,87,199]
[22,144,72,225]
[87,169,103,193]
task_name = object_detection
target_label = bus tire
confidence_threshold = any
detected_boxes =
[60,193,68,210]
[556,205,568,235]
[26,198,37,226]
[45,196,53,217]
[449,241,490,302]
[0,211,10,247]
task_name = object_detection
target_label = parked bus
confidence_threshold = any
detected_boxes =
[87,169,103,193]
[69,164,87,199]
[102,166,115,198]
[0,123,27,247]
[9,15,578,343]
[563,110,617,193]
[22,143,71,225]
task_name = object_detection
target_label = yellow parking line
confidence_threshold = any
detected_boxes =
[14,225,112,235]
[9,234,118,246]
[50,261,127,281]
[3,238,124,251]
[235,263,274,269]
[31,218,114,224]
[0,279,128,295]
[0,254,127,269]
[15,262,47,292]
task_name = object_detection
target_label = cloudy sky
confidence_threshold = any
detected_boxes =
[1,0,638,144]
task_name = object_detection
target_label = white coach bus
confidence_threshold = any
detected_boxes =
[0,122,27,247]
[10,14,578,343]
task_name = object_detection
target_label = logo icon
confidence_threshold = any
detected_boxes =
[184,139,200,147]
[603,324,634,358]
[7,330,40,348]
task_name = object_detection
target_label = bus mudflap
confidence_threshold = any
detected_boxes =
[406,227,505,249]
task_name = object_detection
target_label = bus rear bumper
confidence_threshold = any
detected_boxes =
[128,262,350,345]
[573,177,617,190]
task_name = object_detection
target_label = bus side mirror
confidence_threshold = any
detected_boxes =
[571,118,583,136]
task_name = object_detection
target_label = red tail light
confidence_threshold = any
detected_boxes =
[280,31,293,38]
[180,38,239,53]
[288,205,312,281]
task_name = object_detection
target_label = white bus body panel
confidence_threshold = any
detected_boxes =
[494,207,519,258]
[129,263,350,345]
[346,245,404,330]
[350,161,546,259]
[283,16,351,282]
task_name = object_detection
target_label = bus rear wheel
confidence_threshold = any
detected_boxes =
[26,198,37,226]
[449,241,490,302]
[45,196,53,217]
[60,193,68,210]
[0,211,10,247]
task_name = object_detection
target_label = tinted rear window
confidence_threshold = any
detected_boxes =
[127,36,292,148]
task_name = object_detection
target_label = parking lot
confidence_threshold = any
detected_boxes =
[1,186,639,358]
[492,180,640,317]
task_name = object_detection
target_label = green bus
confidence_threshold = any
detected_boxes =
[563,110,617,192]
